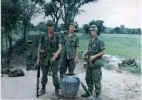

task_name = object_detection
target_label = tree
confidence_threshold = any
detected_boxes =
[36,22,47,32]
[20,0,42,41]
[60,0,98,29]
[2,0,22,69]
[39,0,98,30]
[1,0,42,69]
[137,28,141,34]
[114,27,121,33]
[83,24,90,33]
[43,1,62,31]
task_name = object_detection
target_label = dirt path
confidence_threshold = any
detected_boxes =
[2,65,141,100]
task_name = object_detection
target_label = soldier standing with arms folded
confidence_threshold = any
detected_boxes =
[36,20,62,97]
[81,25,105,100]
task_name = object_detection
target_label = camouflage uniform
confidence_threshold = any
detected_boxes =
[60,33,79,76]
[85,37,105,97]
[39,32,61,90]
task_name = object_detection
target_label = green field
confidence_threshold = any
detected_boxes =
[79,33,141,60]
[2,31,141,60]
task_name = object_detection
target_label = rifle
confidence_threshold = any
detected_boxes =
[36,64,40,98]
[80,81,91,96]
[81,81,96,99]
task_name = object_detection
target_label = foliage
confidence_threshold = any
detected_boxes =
[83,20,104,35]
[83,24,90,33]
[1,0,23,67]
[38,0,98,30]
[60,0,98,29]
[19,0,42,40]
[1,0,22,33]
[113,27,121,33]
[104,26,141,34]
[36,22,47,32]
[1,0,42,68]
[43,1,62,31]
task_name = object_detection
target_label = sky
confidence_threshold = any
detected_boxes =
[31,0,142,28]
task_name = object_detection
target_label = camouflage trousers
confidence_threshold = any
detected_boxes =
[40,59,60,89]
[60,57,75,78]
[85,67,102,97]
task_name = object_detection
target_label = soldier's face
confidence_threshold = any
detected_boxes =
[47,26,54,33]
[90,30,97,37]
[69,25,76,32]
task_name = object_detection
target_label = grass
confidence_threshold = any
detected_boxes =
[79,33,141,60]
[2,31,141,60]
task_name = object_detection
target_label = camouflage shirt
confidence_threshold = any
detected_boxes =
[40,32,61,59]
[87,37,105,69]
[65,33,79,59]
[59,31,67,47]
[88,37,105,57]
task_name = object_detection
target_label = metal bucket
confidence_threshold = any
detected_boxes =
[60,75,80,98]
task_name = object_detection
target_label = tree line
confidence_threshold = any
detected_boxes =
[82,20,141,35]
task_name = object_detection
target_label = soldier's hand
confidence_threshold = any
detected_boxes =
[74,56,78,63]
[50,56,56,63]
[83,50,88,56]
[36,58,40,65]
[89,55,96,62]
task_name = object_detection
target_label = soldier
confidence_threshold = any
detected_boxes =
[81,25,105,100]
[36,20,62,96]
[60,22,79,77]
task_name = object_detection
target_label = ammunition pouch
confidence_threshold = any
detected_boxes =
[87,58,104,69]
[86,50,104,69]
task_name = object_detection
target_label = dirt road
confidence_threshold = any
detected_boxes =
[2,66,141,100]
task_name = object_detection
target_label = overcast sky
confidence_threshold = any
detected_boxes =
[31,0,142,28]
